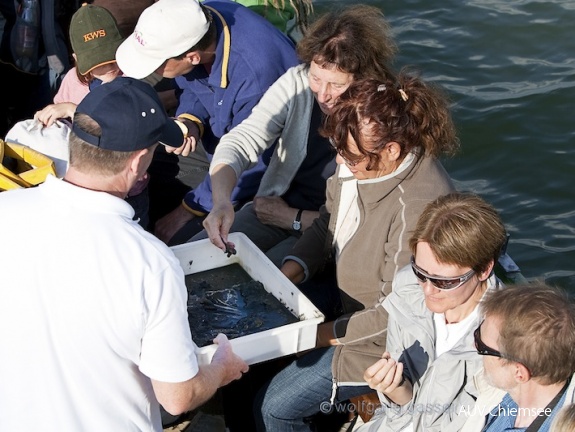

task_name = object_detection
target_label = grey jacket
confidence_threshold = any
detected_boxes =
[210,64,314,197]
[357,266,503,432]
[288,154,454,384]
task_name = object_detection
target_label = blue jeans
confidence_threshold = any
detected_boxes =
[254,346,372,432]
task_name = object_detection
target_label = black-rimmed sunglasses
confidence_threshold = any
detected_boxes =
[474,324,503,358]
[410,256,475,290]
[474,322,532,374]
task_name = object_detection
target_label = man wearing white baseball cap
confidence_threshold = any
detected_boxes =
[116,0,298,245]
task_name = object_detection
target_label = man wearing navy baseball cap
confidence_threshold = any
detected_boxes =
[0,77,248,431]
[72,77,183,153]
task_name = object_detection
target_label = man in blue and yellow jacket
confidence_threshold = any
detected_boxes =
[117,0,298,243]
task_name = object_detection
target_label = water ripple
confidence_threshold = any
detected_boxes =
[315,0,575,293]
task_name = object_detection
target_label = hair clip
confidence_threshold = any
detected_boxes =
[399,89,409,101]
[377,84,386,92]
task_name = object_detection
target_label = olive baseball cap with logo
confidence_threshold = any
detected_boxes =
[69,4,124,75]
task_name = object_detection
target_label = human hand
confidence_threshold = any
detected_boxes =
[163,136,197,157]
[211,333,249,386]
[253,196,292,229]
[203,200,236,251]
[154,205,194,244]
[163,119,200,157]
[34,103,77,127]
[364,352,406,395]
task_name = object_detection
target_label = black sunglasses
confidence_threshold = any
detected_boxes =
[474,322,532,374]
[410,256,475,290]
[474,324,503,358]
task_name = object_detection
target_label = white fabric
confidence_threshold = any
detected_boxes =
[5,119,70,177]
[401,423,414,432]
[355,269,501,432]
[0,176,199,431]
[434,308,479,357]
[116,0,210,79]
[333,164,359,257]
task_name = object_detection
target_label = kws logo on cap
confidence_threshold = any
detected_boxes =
[83,29,107,42]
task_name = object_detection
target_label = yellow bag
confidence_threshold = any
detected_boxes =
[0,139,56,191]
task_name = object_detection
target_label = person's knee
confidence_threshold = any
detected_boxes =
[255,384,280,420]
[253,385,279,430]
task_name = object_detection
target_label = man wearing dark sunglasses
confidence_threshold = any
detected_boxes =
[358,193,507,432]
[469,284,575,432]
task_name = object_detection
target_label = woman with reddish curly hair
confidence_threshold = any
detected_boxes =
[256,71,459,431]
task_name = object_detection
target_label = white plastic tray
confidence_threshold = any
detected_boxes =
[170,232,325,365]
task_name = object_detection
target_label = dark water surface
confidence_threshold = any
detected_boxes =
[185,264,298,346]
[316,0,575,293]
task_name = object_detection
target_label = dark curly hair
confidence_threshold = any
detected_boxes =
[322,70,459,170]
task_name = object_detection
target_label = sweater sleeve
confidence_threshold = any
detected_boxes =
[180,95,269,213]
[209,70,296,181]
[284,170,337,279]
[183,67,303,213]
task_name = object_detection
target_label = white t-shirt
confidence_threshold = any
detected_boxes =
[0,176,198,431]
[433,308,479,357]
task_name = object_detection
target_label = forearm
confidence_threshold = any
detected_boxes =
[211,164,239,205]
[152,364,225,415]
[184,364,228,411]
[173,116,201,141]
[315,321,339,347]
[300,209,319,231]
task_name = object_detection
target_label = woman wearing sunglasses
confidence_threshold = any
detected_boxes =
[357,193,508,432]
[255,74,459,430]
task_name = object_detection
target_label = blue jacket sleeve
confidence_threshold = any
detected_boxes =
[182,141,275,214]
[180,76,287,214]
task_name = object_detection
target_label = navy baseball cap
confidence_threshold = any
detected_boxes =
[72,77,183,151]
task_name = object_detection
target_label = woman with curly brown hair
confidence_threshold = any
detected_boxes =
[255,71,459,431]
[202,4,396,275]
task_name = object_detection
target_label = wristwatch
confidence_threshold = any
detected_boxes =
[292,209,303,232]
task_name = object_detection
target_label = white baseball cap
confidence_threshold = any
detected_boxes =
[116,0,210,79]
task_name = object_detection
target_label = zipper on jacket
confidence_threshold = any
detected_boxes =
[329,378,338,406]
